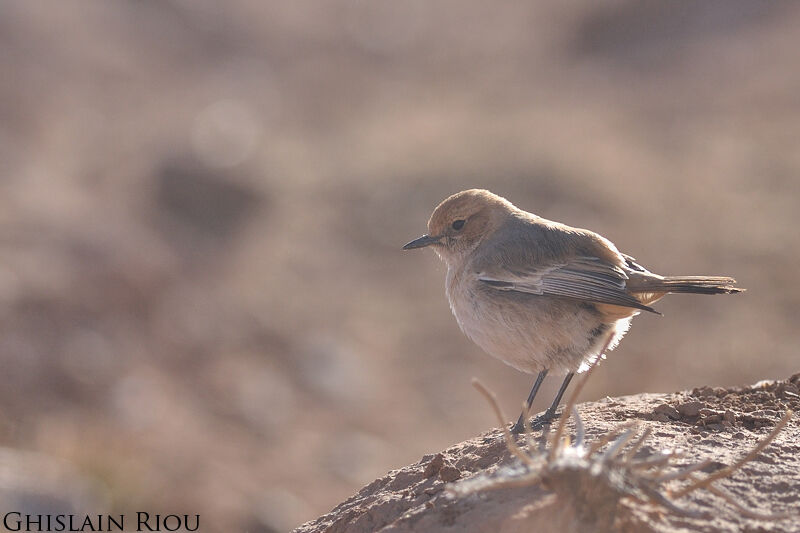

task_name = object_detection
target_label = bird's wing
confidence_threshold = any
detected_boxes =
[477,256,660,314]
[621,253,651,274]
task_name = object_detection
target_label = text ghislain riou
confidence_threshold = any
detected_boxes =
[3,512,199,532]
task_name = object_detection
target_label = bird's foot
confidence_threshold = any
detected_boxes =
[510,410,560,434]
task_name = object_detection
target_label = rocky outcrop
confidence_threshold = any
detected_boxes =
[296,375,800,533]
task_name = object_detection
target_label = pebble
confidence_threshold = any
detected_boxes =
[677,401,705,417]
[423,454,444,478]
[654,403,680,419]
[693,386,716,398]
[713,387,728,397]
[439,465,461,482]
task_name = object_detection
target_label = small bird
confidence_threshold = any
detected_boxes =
[403,189,743,433]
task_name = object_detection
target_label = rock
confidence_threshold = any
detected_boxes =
[654,403,680,419]
[295,378,800,533]
[438,465,461,482]
[692,386,716,398]
[699,414,722,425]
[677,400,704,417]
[423,454,444,478]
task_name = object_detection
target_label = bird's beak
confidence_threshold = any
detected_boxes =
[402,234,442,250]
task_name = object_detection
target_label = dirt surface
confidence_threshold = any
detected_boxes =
[296,375,800,533]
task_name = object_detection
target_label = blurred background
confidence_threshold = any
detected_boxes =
[0,1,798,531]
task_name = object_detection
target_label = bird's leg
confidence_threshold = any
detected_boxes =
[522,373,575,429]
[510,369,548,434]
[541,372,575,422]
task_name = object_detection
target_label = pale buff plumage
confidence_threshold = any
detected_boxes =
[404,189,742,430]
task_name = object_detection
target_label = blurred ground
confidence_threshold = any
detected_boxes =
[0,1,798,531]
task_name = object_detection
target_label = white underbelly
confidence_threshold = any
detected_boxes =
[446,272,631,374]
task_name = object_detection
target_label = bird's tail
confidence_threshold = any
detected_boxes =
[632,276,743,295]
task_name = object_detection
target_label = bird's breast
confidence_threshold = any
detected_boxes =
[445,267,529,366]
[445,267,485,336]
[444,265,625,374]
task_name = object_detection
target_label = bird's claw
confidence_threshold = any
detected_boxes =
[510,411,561,434]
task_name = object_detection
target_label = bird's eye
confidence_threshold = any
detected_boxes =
[451,219,465,230]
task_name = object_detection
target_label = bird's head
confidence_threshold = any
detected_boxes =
[403,189,515,264]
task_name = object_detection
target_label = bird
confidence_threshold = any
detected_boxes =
[403,189,743,433]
